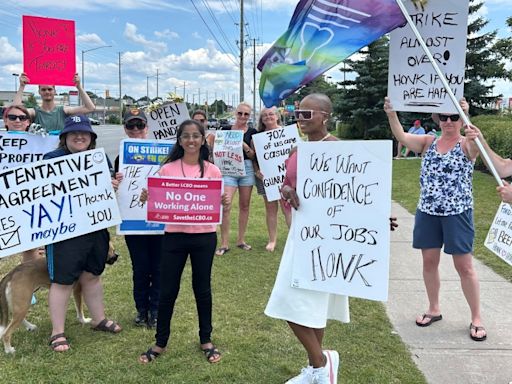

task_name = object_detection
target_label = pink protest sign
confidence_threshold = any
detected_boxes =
[147,177,223,225]
[22,15,76,86]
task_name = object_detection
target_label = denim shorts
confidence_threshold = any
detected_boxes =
[413,209,474,255]
[223,159,255,187]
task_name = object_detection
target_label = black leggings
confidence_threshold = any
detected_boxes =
[155,232,217,348]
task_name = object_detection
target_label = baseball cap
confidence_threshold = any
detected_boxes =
[414,120,421,125]
[60,115,97,139]
[124,108,147,124]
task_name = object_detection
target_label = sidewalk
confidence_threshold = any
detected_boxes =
[386,201,512,384]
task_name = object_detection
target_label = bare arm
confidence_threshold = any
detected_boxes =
[63,73,96,115]
[384,97,433,154]
[13,73,36,118]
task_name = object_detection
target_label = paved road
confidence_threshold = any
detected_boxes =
[94,124,125,161]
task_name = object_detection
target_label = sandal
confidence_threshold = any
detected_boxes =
[469,323,487,341]
[415,313,442,327]
[236,243,252,251]
[49,333,70,352]
[139,347,162,364]
[92,318,122,334]
[202,345,222,363]
[215,247,230,256]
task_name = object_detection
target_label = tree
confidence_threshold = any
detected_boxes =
[25,94,38,108]
[465,1,512,113]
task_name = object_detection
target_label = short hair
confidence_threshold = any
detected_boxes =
[3,105,32,130]
[192,109,207,120]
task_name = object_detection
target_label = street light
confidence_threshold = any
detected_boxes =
[12,73,19,92]
[81,45,111,101]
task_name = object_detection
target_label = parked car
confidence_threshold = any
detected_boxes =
[0,118,5,130]
[219,119,231,130]
[89,118,100,125]
[207,118,220,129]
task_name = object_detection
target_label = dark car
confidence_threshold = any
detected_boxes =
[219,119,231,130]
[89,118,100,125]
[208,118,220,129]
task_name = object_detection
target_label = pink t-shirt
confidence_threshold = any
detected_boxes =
[158,159,222,234]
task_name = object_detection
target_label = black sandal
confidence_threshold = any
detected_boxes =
[139,348,161,364]
[49,333,70,352]
[202,345,222,363]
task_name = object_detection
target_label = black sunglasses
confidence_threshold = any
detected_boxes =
[125,121,146,130]
[237,111,250,117]
[438,114,460,122]
[7,114,30,122]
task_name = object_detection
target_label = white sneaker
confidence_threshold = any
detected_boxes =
[323,350,340,384]
[310,366,329,384]
[285,366,313,383]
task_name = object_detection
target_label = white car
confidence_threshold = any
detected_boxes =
[89,118,101,125]
[0,118,5,130]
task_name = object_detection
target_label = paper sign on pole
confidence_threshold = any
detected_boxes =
[116,139,173,235]
[0,133,59,170]
[213,130,245,177]
[484,202,512,266]
[252,125,301,201]
[291,141,392,301]
[22,15,76,86]
[0,149,121,258]
[388,0,469,113]
[146,177,223,225]
[146,102,190,141]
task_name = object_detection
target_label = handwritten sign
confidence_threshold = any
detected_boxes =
[291,141,392,301]
[147,102,190,141]
[22,15,76,86]
[0,132,59,170]
[252,125,301,201]
[116,139,173,235]
[485,202,512,266]
[146,177,222,225]
[213,130,245,177]
[388,0,469,113]
[0,149,121,258]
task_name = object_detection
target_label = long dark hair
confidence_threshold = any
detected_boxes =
[162,119,210,177]
[58,133,97,151]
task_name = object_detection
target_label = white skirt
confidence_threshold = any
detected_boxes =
[265,223,350,328]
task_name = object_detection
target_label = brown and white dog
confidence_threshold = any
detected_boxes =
[0,243,118,354]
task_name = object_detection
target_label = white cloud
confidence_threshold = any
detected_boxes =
[192,32,201,39]
[77,33,106,46]
[12,0,189,11]
[124,23,167,53]
[154,29,179,40]
[0,37,22,64]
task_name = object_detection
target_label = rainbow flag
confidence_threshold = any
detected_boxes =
[258,0,406,107]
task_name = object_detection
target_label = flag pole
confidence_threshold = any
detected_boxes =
[395,0,503,186]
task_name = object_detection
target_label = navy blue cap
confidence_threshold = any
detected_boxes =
[60,115,97,139]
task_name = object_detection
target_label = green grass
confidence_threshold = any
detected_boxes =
[392,159,512,282]
[0,190,426,383]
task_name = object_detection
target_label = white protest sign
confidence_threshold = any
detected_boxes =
[253,125,301,201]
[0,148,121,258]
[116,139,173,235]
[0,132,59,170]
[388,0,469,113]
[291,141,392,301]
[213,130,245,177]
[484,202,512,266]
[146,102,190,141]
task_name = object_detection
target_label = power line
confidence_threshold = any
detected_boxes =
[202,0,239,56]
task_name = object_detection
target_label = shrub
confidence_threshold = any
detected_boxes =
[472,115,512,170]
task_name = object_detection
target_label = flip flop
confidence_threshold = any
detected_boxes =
[236,243,252,251]
[469,323,487,341]
[415,313,442,327]
[215,247,230,256]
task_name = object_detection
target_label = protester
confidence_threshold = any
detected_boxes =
[384,97,486,342]
[3,105,43,264]
[215,102,257,256]
[192,109,208,130]
[396,119,425,158]
[252,107,291,251]
[265,94,346,384]
[138,119,229,364]
[44,115,121,352]
[13,72,95,132]
[113,108,163,328]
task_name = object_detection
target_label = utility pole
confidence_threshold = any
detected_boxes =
[118,52,122,124]
[198,88,201,109]
[156,68,159,100]
[239,0,244,102]
[252,38,257,121]
[206,90,209,116]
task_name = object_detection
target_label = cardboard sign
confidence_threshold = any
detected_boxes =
[291,141,392,301]
[388,0,469,113]
[146,102,190,141]
[116,139,173,235]
[0,149,121,258]
[146,177,223,225]
[213,130,245,177]
[22,15,76,86]
[0,132,59,170]
[252,125,301,201]
[485,202,512,266]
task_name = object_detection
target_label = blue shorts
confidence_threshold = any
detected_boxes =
[223,159,255,187]
[413,209,474,255]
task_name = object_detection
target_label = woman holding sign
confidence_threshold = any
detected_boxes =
[138,119,229,364]
[266,94,345,384]
[384,97,487,342]
[252,107,291,251]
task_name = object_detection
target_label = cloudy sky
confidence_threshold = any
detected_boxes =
[0,0,510,107]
